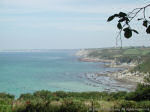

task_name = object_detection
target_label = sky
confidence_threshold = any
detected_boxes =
[0,0,150,50]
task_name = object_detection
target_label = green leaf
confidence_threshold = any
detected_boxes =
[146,25,150,34]
[124,28,132,38]
[132,29,139,34]
[117,22,122,29]
[143,20,148,27]
[107,15,115,22]
[119,12,127,17]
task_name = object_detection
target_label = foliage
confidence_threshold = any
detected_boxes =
[0,93,14,99]
[19,93,35,100]
[107,4,150,47]
[87,47,150,64]
[0,84,150,112]
[0,93,14,112]
[134,57,150,73]
[125,84,150,101]
[14,99,88,112]
[33,90,53,100]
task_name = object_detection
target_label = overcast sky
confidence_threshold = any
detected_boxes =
[0,0,150,50]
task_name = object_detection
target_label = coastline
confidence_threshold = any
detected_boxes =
[83,72,137,92]
[76,49,150,91]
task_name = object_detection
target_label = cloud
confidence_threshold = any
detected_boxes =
[0,0,150,49]
[3,20,114,32]
[0,0,143,14]
[0,0,145,33]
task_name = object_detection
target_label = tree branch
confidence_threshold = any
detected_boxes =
[107,3,150,48]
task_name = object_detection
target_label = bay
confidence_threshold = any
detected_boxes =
[0,50,128,97]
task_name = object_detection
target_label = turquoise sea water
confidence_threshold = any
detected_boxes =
[0,50,130,97]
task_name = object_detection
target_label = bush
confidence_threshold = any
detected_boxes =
[0,93,14,99]
[19,93,34,100]
[15,100,88,112]
[125,84,150,101]
[33,90,53,100]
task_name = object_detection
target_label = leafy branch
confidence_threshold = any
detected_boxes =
[107,4,150,47]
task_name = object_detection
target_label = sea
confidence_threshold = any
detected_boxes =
[0,50,131,97]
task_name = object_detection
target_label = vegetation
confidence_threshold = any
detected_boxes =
[0,93,14,112]
[87,47,150,65]
[134,55,150,73]
[0,84,150,112]
[107,4,150,40]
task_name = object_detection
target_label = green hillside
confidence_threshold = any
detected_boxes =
[87,47,150,59]
[87,47,150,73]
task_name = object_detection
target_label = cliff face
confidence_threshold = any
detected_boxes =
[75,49,91,57]
[76,49,114,63]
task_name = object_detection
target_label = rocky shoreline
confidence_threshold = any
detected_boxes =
[76,49,150,89]
[83,72,137,92]
[96,70,149,85]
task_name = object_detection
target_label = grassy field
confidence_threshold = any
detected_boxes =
[87,47,150,59]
